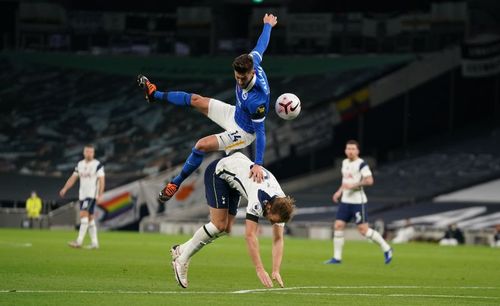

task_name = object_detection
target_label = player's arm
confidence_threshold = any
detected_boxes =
[245,219,273,288]
[250,14,277,66]
[96,165,105,203]
[59,173,78,198]
[97,176,105,203]
[332,182,344,203]
[250,103,267,183]
[271,224,285,287]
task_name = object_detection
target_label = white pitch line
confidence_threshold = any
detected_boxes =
[1,285,499,300]
[0,242,32,248]
[232,285,499,294]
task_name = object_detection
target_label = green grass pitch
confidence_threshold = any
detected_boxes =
[1,228,499,305]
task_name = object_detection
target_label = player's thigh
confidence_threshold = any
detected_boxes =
[351,204,368,226]
[207,98,235,130]
[334,203,351,228]
[79,199,96,218]
[205,160,237,232]
[214,129,255,153]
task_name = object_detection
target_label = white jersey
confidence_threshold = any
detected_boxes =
[73,159,105,200]
[340,158,372,204]
[215,152,285,222]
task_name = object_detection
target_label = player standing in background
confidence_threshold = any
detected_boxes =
[59,144,105,249]
[170,152,295,288]
[137,13,277,203]
[324,140,392,264]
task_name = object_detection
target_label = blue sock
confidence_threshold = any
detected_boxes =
[172,148,205,186]
[153,91,191,106]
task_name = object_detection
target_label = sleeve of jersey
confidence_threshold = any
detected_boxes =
[250,23,272,67]
[360,162,373,177]
[250,104,267,165]
[96,163,105,177]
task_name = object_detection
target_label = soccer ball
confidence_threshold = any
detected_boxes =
[275,93,301,120]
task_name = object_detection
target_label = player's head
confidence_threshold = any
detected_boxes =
[232,54,255,88]
[345,140,360,160]
[83,144,95,161]
[264,196,296,224]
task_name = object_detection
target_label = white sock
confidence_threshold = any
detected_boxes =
[333,230,344,260]
[178,222,221,263]
[76,217,89,245]
[88,219,99,247]
[365,228,391,252]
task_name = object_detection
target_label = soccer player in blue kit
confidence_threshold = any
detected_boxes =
[137,14,277,203]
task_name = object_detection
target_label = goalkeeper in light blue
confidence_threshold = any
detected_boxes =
[137,14,277,203]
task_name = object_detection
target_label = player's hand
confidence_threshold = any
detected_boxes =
[96,194,103,204]
[332,191,341,203]
[263,14,278,27]
[249,164,264,183]
[59,188,66,198]
[256,267,273,288]
[272,271,284,288]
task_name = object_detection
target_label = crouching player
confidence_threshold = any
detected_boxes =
[170,152,295,288]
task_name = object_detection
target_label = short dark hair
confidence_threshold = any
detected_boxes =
[232,54,254,74]
[346,140,360,150]
[270,196,296,223]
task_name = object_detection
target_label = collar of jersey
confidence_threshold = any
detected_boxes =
[242,74,257,93]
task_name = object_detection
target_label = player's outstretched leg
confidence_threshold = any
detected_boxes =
[361,226,392,264]
[137,74,192,106]
[171,222,222,288]
[159,134,219,203]
[158,147,206,203]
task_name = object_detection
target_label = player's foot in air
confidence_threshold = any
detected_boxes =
[384,248,393,264]
[67,241,82,249]
[158,182,178,203]
[324,258,341,264]
[172,258,189,288]
[170,244,181,261]
[136,74,157,103]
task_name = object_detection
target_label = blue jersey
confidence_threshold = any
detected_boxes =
[234,57,270,134]
[233,23,273,165]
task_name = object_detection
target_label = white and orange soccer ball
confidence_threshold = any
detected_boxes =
[275,93,301,120]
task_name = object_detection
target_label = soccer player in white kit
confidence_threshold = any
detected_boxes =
[59,144,105,249]
[170,152,295,288]
[324,140,392,264]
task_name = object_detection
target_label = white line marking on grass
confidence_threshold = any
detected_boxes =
[0,290,221,295]
[1,285,499,301]
[0,242,32,248]
[233,285,499,294]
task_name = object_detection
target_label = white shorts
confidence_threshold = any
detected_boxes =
[208,99,256,154]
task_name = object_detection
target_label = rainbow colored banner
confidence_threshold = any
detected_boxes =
[98,192,134,220]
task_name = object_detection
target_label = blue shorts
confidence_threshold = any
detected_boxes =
[335,202,367,224]
[79,198,96,214]
[204,159,240,216]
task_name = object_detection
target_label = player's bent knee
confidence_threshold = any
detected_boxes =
[194,137,218,152]
[212,221,227,233]
[191,94,209,107]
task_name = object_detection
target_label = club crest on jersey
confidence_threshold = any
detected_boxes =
[257,105,265,114]
[242,91,248,100]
